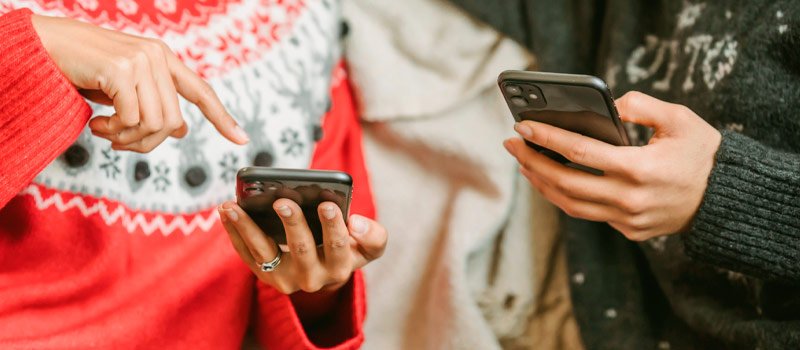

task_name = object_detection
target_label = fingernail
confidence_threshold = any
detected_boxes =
[276,205,292,218]
[322,204,336,220]
[217,206,226,222]
[351,216,368,236]
[234,124,249,143]
[515,123,533,138]
[503,139,514,153]
[223,208,238,222]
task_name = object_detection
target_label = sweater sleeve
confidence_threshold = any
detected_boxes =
[253,270,366,350]
[683,130,800,283]
[0,8,92,208]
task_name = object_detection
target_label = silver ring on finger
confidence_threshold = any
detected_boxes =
[258,243,283,272]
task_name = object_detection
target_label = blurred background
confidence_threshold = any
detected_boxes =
[342,1,581,349]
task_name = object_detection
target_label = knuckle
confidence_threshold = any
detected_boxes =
[112,57,135,75]
[125,141,144,153]
[273,281,294,295]
[131,49,150,66]
[290,241,310,256]
[562,208,579,218]
[141,119,163,133]
[618,191,647,215]
[166,118,183,131]
[327,236,348,250]
[114,134,133,145]
[541,129,554,149]
[521,157,537,172]
[628,159,656,183]
[624,230,648,242]
[197,82,217,102]
[625,214,651,231]
[136,139,157,153]
[141,39,165,58]
[621,91,646,109]
[154,38,172,52]
[299,278,322,293]
[552,177,572,195]
[376,226,388,245]
[676,105,696,120]
[568,140,589,163]
[560,202,579,218]
[369,246,386,260]
[329,269,352,284]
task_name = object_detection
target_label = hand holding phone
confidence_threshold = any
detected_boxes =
[236,167,353,246]
[219,167,388,295]
[503,87,722,242]
[498,70,630,173]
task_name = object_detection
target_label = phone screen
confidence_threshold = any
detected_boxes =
[238,179,351,246]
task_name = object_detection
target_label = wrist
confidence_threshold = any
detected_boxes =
[289,279,349,327]
[29,15,51,53]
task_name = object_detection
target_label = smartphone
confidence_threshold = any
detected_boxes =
[236,167,353,246]
[498,70,630,172]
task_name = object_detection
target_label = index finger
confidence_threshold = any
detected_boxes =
[220,201,280,268]
[513,120,629,173]
[165,53,249,145]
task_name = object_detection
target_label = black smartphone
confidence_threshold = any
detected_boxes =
[236,167,353,246]
[498,70,630,172]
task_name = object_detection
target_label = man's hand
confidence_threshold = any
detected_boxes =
[504,91,722,241]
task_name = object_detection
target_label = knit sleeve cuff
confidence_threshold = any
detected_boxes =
[683,130,800,282]
[254,270,366,350]
[0,8,92,207]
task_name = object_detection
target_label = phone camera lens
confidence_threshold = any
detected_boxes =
[505,85,522,95]
[510,96,528,107]
[244,181,264,194]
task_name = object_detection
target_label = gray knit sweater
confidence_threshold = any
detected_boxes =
[451,0,800,348]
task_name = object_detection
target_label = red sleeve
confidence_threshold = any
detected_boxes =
[253,270,366,350]
[0,8,92,208]
[253,65,372,349]
[309,66,376,220]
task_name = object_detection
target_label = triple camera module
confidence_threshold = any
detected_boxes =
[503,83,547,109]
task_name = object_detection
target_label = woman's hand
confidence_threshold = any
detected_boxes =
[504,91,722,241]
[218,199,387,294]
[31,14,248,152]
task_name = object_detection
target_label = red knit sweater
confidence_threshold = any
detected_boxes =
[0,4,373,349]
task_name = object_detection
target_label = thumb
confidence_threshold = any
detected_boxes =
[616,91,679,133]
[348,214,387,267]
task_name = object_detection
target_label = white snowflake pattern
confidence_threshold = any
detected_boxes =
[676,2,706,30]
[647,236,668,252]
[702,35,738,90]
[154,0,177,14]
[116,0,138,15]
[76,0,99,11]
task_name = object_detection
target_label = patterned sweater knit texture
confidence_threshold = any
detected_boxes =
[0,1,374,349]
[450,0,800,348]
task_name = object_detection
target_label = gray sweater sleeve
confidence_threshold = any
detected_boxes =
[683,130,800,282]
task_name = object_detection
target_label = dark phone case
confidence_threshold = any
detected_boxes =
[498,70,630,173]
[236,167,353,246]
